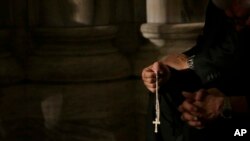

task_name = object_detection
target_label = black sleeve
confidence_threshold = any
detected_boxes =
[183,0,237,84]
[164,0,250,112]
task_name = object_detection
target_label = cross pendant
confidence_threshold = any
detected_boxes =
[152,118,160,133]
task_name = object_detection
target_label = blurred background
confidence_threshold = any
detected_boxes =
[0,0,208,141]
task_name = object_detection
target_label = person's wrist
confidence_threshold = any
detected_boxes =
[160,54,190,70]
[176,54,190,70]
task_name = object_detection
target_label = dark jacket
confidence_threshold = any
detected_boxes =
[185,0,250,99]
[183,1,250,139]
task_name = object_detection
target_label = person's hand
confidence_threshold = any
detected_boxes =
[142,53,190,93]
[141,61,170,93]
[178,89,205,128]
[178,88,225,128]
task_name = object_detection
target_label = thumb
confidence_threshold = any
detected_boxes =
[152,61,161,74]
[194,89,207,101]
[152,61,168,74]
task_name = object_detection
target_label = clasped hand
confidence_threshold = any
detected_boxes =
[178,88,225,129]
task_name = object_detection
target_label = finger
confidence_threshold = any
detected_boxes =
[152,62,160,73]
[144,83,156,89]
[142,70,155,80]
[181,100,198,113]
[194,89,207,101]
[180,113,204,128]
[179,105,203,119]
[181,112,199,121]
[144,83,156,93]
[178,105,184,112]
[142,69,156,85]
[187,120,202,128]
[152,62,168,75]
[148,88,156,93]
[143,77,156,83]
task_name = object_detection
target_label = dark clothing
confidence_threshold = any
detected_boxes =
[185,0,250,107]
[147,1,250,141]
[185,1,249,96]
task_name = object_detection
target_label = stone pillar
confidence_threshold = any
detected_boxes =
[141,0,206,52]
[27,0,134,141]
[141,22,204,53]
[147,0,183,23]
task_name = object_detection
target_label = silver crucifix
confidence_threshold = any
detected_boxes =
[153,118,160,133]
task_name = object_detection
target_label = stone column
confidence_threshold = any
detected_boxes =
[141,22,204,53]
[147,0,183,23]
[27,0,134,141]
[141,0,206,52]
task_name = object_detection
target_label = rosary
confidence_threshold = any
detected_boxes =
[152,72,160,133]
